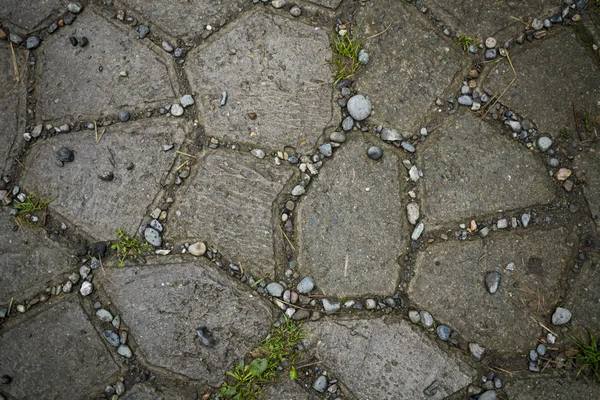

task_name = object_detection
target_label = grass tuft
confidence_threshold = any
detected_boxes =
[110,229,151,267]
[332,31,363,86]
[570,329,600,382]
[458,34,479,51]
[219,318,306,399]
[12,192,55,227]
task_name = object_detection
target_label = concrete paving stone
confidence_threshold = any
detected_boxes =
[37,7,177,122]
[0,42,26,178]
[186,11,335,154]
[0,0,65,33]
[166,149,293,278]
[103,259,273,386]
[305,0,343,9]
[303,316,475,399]
[263,377,318,400]
[296,134,405,297]
[0,210,76,305]
[483,31,600,137]
[419,111,554,228]
[116,0,245,39]
[120,383,190,400]
[407,227,578,354]
[573,145,600,229]
[426,0,557,42]
[0,298,120,399]
[355,1,466,137]
[21,119,186,241]
[565,259,600,333]
[504,376,600,399]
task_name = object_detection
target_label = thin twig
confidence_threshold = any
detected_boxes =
[537,320,558,337]
[10,42,19,83]
[94,120,98,144]
[274,298,309,311]
[489,366,519,375]
[296,361,321,369]
[509,16,528,26]
[540,358,552,373]
[8,297,14,314]
[96,128,106,144]
[572,102,583,141]
[99,257,117,288]
[481,52,517,120]
[176,160,189,171]
[363,23,392,41]
[278,225,296,253]
[176,150,197,158]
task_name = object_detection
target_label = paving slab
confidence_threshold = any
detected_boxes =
[120,383,189,400]
[0,298,120,399]
[565,260,600,333]
[504,376,600,399]
[483,30,600,137]
[305,0,343,9]
[37,7,177,122]
[167,149,293,278]
[419,111,554,228]
[263,377,318,400]
[116,0,245,39]
[355,1,465,137]
[408,227,577,354]
[103,259,273,386]
[0,0,65,33]
[426,0,557,41]
[296,134,405,297]
[0,42,26,178]
[573,145,600,229]
[186,11,335,154]
[0,210,75,305]
[303,317,475,399]
[21,119,186,241]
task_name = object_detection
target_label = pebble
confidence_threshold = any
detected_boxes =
[536,343,547,356]
[358,49,369,64]
[555,168,572,181]
[401,141,415,153]
[137,24,150,39]
[96,309,114,322]
[188,241,206,256]
[48,22,58,34]
[251,149,265,159]
[365,299,376,309]
[80,281,93,296]
[117,344,133,358]
[330,131,346,143]
[341,116,354,131]
[411,221,424,241]
[458,95,473,106]
[485,49,497,60]
[266,282,285,297]
[436,325,451,341]
[408,166,419,182]
[119,110,130,122]
[521,213,531,227]
[506,120,521,132]
[547,333,556,344]
[479,391,497,400]
[290,5,302,17]
[380,128,402,141]
[531,18,544,30]
[57,147,75,163]
[485,37,497,49]
[170,104,184,117]
[408,310,420,323]
[367,146,383,160]
[99,171,114,181]
[17,304,26,313]
[67,3,83,13]
[497,219,508,229]
[292,185,306,196]
[115,382,126,396]
[322,298,340,314]
[112,315,121,329]
[319,143,332,157]
[272,0,286,8]
[485,272,501,294]
[26,36,40,50]
[346,95,372,121]
[529,361,540,372]
[9,32,23,45]
[469,343,485,361]
[551,307,571,325]
[103,330,120,347]
[420,311,434,328]
[180,94,195,108]
[547,157,559,168]
[313,375,327,392]
[162,41,173,52]
[406,203,419,225]
[529,349,539,362]
[297,277,315,294]
[537,136,552,152]
[144,227,161,247]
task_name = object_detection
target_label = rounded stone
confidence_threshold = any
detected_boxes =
[103,330,120,347]
[144,227,161,247]
[96,309,113,322]
[408,310,420,323]
[170,104,184,117]
[537,136,553,152]
[380,127,402,141]
[296,277,315,294]
[406,203,419,225]
[266,282,285,297]
[469,343,485,361]
[485,37,497,49]
[313,375,327,392]
[188,241,206,256]
[367,146,383,160]
[290,5,302,17]
[346,95,372,121]
[420,311,434,328]
[180,94,195,108]
[551,307,571,325]
[485,271,501,294]
[25,36,40,50]
[536,343,547,356]
[79,281,93,296]
[118,110,130,122]
[67,3,83,13]
[342,116,354,131]
[365,299,376,310]
[479,391,497,400]
[117,344,133,358]
[57,147,74,163]
[330,131,346,143]
[436,325,451,341]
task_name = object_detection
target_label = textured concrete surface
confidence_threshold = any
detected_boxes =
[103,260,273,386]
[0,299,120,399]
[167,149,293,278]
[21,120,186,241]
[263,378,318,400]
[186,11,335,154]
[419,111,555,228]
[408,227,577,354]
[296,134,405,297]
[573,145,600,229]
[120,383,190,400]
[0,0,65,33]
[356,1,465,137]
[37,7,177,122]
[565,259,600,333]
[303,317,475,400]
[503,376,600,399]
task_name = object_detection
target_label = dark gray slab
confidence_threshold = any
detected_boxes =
[37,7,177,122]
[408,227,577,354]
[166,149,293,278]
[0,299,120,399]
[21,120,186,241]
[305,0,343,9]
[483,31,600,137]
[120,383,190,400]
[186,11,335,154]
[0,0,65,33]
[573,145,600,229]
[263,378,318,400]
[426,0,557,41]
[355,1,466,137]
[303,317,475,400]
[419,111,554,228]
[0,210,75,304]
[296,134,405,297]
[103,260,273,386]
[565,260,600,333]
[504,376,600,399]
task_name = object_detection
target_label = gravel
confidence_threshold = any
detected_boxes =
[458,95,473,106]
[26,36,40,50]
[537,136,552,152]
[137,24,150,39]
[290,5,302,17]
[406,203,419,225]
[322,298,340,314]
[96,309,114,322]
[469,343,485,361]
[346,95,372,121]
[411,221,424,241]
[144,227,161,247]
[170,104,184,117]
[297,277,315,294]
[408,310,420,323]
[117,345,133,358]
[436,325,451,341]
[188,241,206,256]
[180,94,195,108]
[119,110,130,122]
[485,272,501,294]
[551,307,571,325]
[80,281,93,296]
[367,146,383,160]
[266,282,285,297]
[313,375,327,392]
[103,330,120,347]
[342,116,354,131]
[380,128,402,141]
[319,143,332,157]
[420,311,434,328]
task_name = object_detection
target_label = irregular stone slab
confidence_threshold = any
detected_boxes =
[408,227,577,354]
[263,378,318,400]
[0,43,26,177]
[296,134,405,297]
[419,111,554,228]
[426,0,556,41]
[186,11,334,154]
[565,259,600,332]
[0,0,64,33]
[103,260,272,386]
[120,383,190,400]
[21,120,186,240]
[0,210,75,304]
[37,7,177,122]
[504,376,600,399]
[117,0,245,39]
[303,317,475,399]
[167,150,293,277]
[355,2,465,137]
[0,299,120,399]
[483,31,600,137]
[573,146,600,228]
[305,0,343,9]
